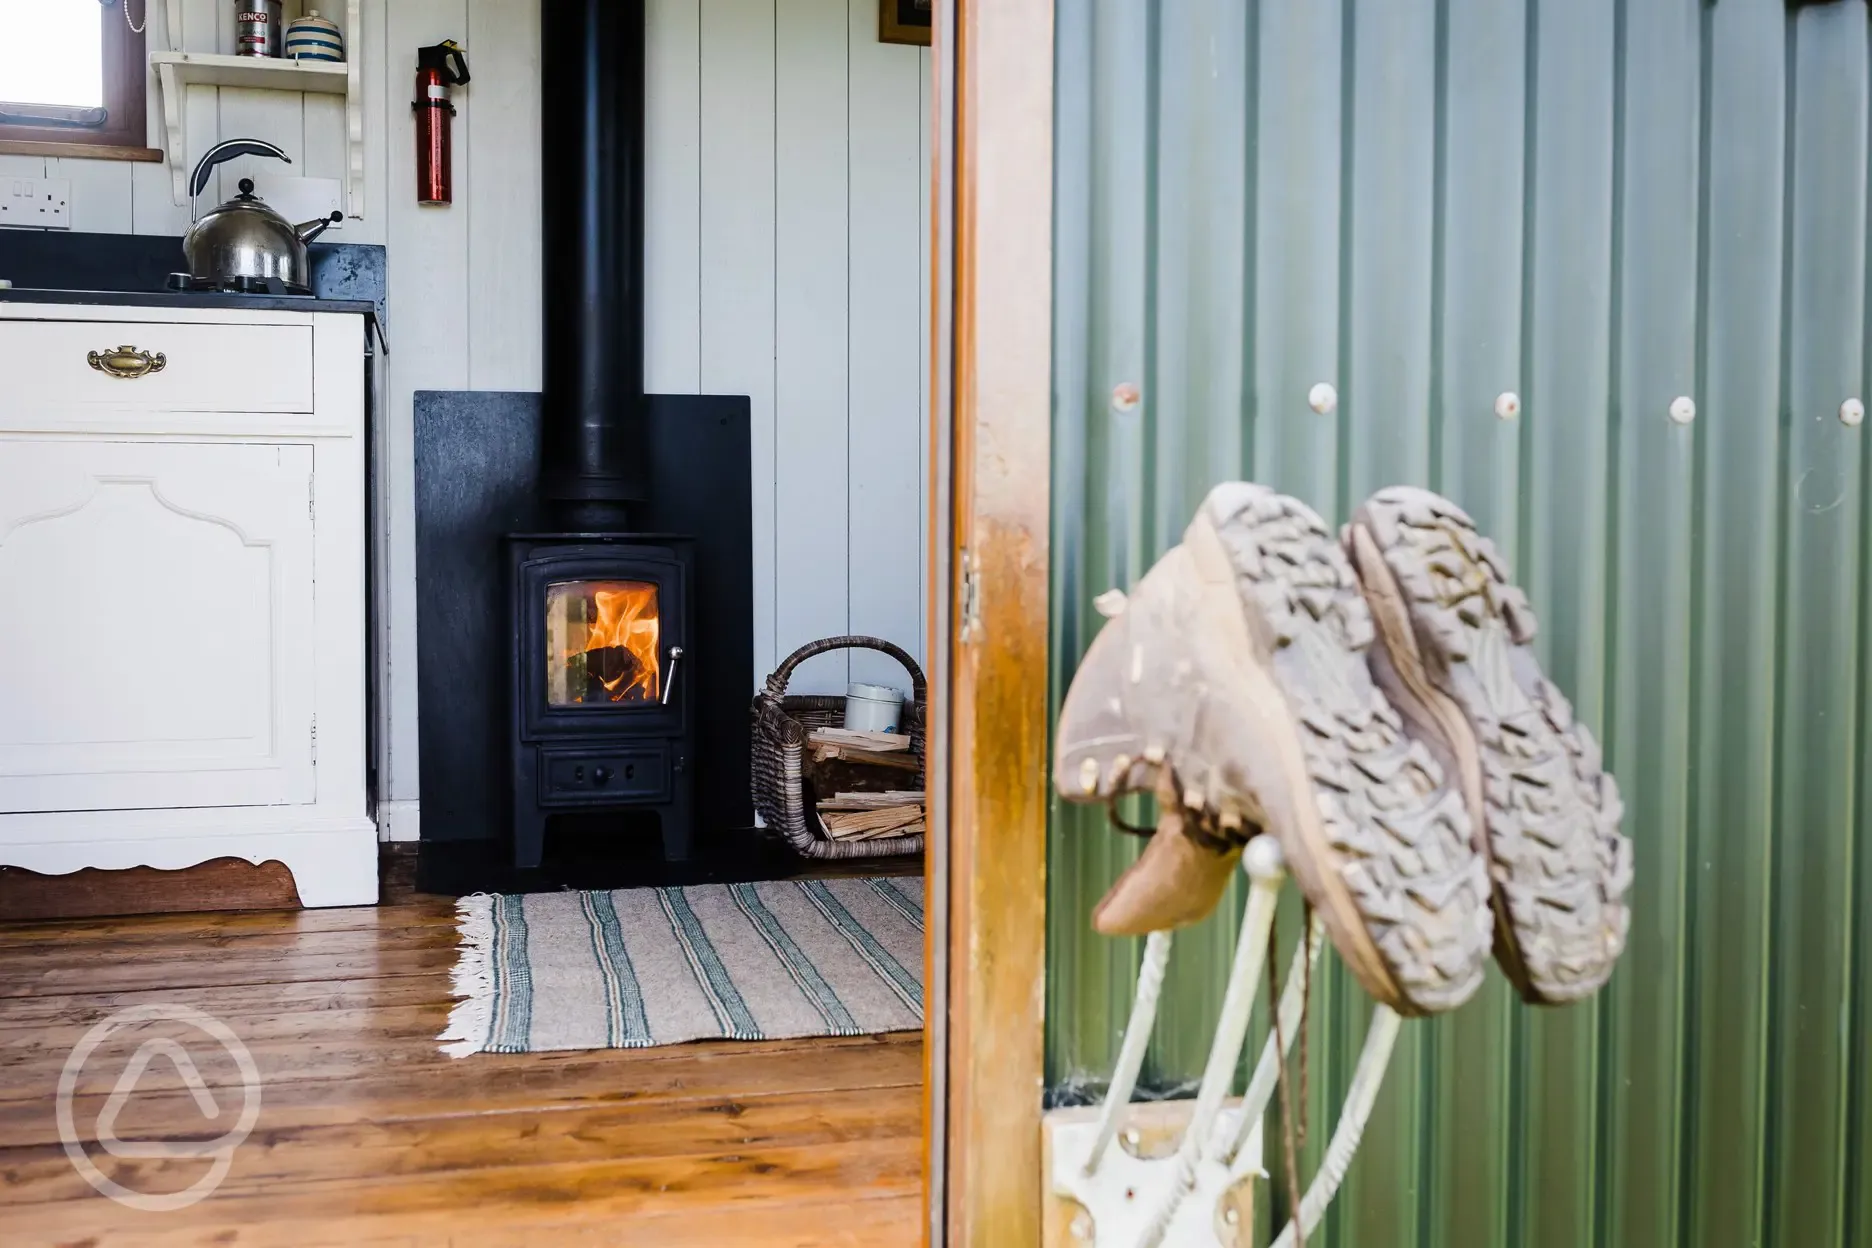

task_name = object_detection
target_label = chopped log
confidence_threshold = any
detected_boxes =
[817,790,927,812]
[852,821,924,842]
[809,728,911,752]
[811,745,921,771]
[820,805,924,839]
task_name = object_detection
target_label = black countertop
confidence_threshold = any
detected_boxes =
[0,287,378,317]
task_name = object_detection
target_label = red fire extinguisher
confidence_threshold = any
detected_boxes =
[413,41,470,206]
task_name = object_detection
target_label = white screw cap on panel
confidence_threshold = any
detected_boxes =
[1668,396,1696,425]
[1842,398,1865,427]
[1111,381,1141,413]
[1308,382,1337,414]
[1494,391,1521,421]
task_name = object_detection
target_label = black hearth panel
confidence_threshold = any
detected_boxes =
[413,390,752,856]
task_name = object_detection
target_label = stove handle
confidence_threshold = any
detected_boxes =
[661,646,684,707]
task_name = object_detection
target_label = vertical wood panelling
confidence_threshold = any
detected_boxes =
[217,87,305,198]
[772,0,851,696]
[11,1,932,813]
[353,0,388,248]
[1249,2,1341,506]
[48,159,133,234]
[465,0,541,391]
[645,0,703,394]
[918,46,931,685]
[846,0,924,692]
[701,0,779,686]
[132,0,190,235]
[1768,7,1869,1246]
[1601,4,1701,1247]
[1684,4,1785,1245]
[381,0,473,810]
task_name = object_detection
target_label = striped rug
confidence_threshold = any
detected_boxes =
[440,877,924,1056]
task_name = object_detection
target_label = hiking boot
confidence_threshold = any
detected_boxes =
[1053,564,1244,937]
[1055,483,1493,1016]
[1344,486,1633,1004]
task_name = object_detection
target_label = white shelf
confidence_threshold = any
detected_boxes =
[152,0,365,219]
[151,51,348,95]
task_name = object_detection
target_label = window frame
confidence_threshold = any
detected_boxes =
[0,2,158,161]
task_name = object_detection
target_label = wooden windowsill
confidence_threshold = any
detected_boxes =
[0,138,163,162]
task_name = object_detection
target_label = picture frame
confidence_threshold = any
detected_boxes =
[879,0,931,47]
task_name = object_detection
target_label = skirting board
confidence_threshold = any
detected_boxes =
[0,814,379,908]
[376,799,422,843]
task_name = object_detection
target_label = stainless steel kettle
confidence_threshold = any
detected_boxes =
[182,138,343,294]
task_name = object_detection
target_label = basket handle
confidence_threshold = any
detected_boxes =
[765,635,927,705]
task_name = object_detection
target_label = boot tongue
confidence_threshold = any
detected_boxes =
[1090,807,1242,936]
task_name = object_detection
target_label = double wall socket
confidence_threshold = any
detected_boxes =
[0,178,72,229]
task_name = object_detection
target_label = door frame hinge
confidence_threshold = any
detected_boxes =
[310,715,318,764]
[307,476,316,522]
[959,547,983,643]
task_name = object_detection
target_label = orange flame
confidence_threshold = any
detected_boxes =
[584,585,661,702]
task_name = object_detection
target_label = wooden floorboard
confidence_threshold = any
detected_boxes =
[0,890,923,1246]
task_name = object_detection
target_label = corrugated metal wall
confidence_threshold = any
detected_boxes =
[1045,1,1872,1245]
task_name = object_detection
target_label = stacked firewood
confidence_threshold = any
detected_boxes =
[808,729,922,841]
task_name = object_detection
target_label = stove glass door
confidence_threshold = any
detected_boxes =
[543,579,662,705]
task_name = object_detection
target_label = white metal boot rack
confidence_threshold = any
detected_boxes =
[1048,838,1403,1246]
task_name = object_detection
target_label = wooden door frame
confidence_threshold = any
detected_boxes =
[925,0,1055,1243]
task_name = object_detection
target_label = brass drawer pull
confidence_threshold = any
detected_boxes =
[87,345,167,379]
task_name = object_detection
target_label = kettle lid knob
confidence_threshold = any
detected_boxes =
[237,178,256,198]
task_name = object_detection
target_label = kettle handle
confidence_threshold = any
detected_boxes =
[189,138,292,200]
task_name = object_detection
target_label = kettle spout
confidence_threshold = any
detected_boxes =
[295,211,344,245]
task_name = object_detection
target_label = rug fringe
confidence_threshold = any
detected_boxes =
[438,893,496,1058]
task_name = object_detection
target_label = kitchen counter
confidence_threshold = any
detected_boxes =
[0,288,385,352]
[0,286,377,316]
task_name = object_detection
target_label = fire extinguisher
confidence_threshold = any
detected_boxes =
[413,41,470,206]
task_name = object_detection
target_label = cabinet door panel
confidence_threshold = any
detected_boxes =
[0,440,316,812]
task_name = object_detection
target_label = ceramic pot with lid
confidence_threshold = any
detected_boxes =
[181,138,342,293]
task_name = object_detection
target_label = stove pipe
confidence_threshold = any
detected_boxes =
[540,0,647,530]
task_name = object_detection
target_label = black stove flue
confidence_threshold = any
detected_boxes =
[540,0,648,531]
[503,0,702,872]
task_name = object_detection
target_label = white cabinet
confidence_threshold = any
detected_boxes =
[0,303,375,907]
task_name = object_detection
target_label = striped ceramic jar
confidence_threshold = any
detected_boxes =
[283,10,343,62]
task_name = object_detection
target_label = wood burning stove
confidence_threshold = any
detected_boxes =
[509,534,697,868]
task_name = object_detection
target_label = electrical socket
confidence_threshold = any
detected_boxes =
[0,178,72,229]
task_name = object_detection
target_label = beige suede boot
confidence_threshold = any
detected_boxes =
[1055,483,1493,1016]
[1345,486,1633,1004]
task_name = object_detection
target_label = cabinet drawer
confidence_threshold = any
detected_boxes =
[0,319,313,414]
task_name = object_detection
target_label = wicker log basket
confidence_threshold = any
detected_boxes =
[752,636,926,860]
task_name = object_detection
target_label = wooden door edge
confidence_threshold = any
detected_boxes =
[926,0,1055,1244]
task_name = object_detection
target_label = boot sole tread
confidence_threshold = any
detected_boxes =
[1359,485,1633,1003]
[1207,486,1493,1014]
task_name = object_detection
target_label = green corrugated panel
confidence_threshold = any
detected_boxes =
[1770,7,1867,1245]
[1046,1,1872,1245]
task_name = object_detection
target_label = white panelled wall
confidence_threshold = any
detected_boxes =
[0,0,929,840]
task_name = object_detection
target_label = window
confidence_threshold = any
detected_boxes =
[0,0,152,158]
